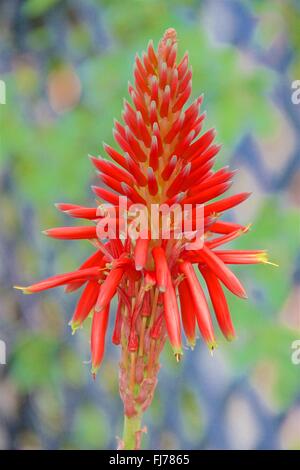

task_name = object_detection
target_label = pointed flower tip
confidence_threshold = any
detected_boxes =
[226,334,236,342]
[208,341,217,356]
[88,154,96,163]
[187,339,196,350]
[69,320,81,335]
[163,27,177,41]
[174,351,183,363]
[91,364,99,378]
[14,285,32,294]
[265,260,279,267]
[258,252,279,267]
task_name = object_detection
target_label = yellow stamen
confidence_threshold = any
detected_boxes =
[175,352,182,363]
[13,286,32,294]
[208,341,218,356]
[257,252,279,267]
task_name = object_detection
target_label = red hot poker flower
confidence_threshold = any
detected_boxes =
[16,28,274,450]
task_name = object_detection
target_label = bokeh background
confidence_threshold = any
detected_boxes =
[0,0,300,450]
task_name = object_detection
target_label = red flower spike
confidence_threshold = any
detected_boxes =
[17,29,270,450]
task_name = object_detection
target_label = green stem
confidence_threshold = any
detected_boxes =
[122,413,143,450]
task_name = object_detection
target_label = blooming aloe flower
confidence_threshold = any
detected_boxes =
[16,29,273,450]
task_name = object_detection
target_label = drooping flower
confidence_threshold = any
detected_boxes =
[15,28,273,450]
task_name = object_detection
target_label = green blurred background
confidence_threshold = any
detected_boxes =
[0,0,299,449]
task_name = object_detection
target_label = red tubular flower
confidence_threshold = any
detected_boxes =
[152,246,169,292]
[200,265,235,341]
[178,279,196,348]
[15,266,102,294]
[91,304,110,375]
[70,280,100,333]
[195,244,248,299]
[134,235,149,271]
[163,271,182,357]
[43,226,98,240]
[16,28,273,450]
[178,261,216,349]
[95,267,125,313]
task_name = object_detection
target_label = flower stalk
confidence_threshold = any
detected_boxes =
[122,414,143,450]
